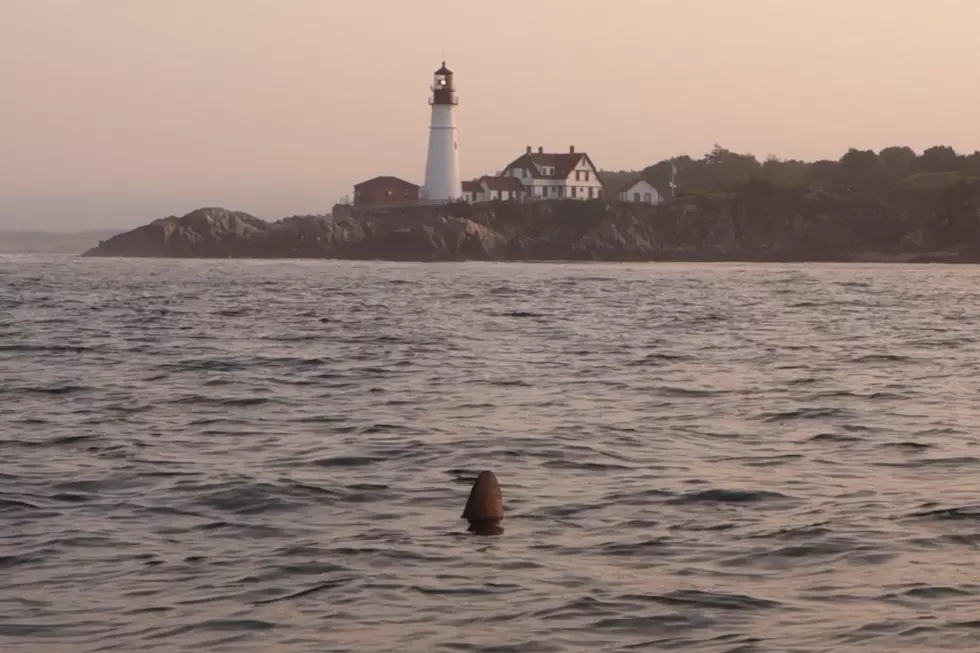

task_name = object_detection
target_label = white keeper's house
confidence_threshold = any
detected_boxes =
[462,145,605,202]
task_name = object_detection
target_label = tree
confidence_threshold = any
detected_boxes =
[598,143,976,196]
[762,156,813,188]
[879,146,916,178]
[675,145,762,193]
[916,145,960,174]
[963,151,980,177]
[833,149,889,193]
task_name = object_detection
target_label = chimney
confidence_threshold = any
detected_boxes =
[570,145,575,154]
[526,145,531,154]
[538,146,544,154]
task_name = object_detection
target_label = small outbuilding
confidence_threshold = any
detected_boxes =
[618,178,663,204]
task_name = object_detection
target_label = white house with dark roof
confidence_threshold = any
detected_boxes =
[618,178,663,204]
[499,146,605,200]
[462,175,528,203]
[461,180,481,203]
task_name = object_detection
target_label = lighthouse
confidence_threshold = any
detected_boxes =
[421,62,462,203]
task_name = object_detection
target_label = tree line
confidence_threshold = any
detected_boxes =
[602,145,980,198]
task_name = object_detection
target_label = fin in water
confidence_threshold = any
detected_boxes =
[462,470,504,536]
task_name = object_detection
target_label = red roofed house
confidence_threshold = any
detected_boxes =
[353,175,420,208]
[499,146,604,200]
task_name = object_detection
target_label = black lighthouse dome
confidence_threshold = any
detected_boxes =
[430,61,458,106]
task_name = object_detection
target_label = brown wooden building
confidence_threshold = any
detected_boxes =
[353,176,420,208]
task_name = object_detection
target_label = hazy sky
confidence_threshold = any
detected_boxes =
[2,0,979,231]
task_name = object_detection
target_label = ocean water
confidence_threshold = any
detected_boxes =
[3,255,980,653]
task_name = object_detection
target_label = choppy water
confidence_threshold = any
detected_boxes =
[3,255,980,652]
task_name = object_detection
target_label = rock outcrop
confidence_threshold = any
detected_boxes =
[82,181,980,263]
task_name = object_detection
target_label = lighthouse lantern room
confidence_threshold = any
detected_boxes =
[421,62,462,203]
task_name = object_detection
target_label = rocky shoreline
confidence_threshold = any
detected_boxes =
[82,181,980,263]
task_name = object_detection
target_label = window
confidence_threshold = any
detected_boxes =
[633,192,640,202]
[584,171,589,181]
[644,192,652,202]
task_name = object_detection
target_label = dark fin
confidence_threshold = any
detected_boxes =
[462,470,504,525]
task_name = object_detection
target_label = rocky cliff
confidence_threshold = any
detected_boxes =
[82,181,980,263]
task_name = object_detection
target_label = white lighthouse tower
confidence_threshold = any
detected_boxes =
[421,62,462,203]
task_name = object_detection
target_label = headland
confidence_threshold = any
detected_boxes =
[82,180,980,263]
